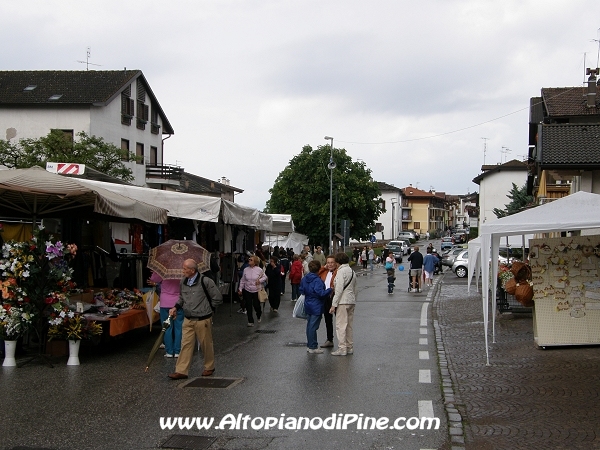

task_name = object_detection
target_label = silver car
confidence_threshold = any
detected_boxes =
[442,247,466,267]
[451,250,469,278]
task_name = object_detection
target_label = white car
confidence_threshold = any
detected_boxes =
[389,240,410,255]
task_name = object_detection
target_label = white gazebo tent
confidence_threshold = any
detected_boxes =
[477,191,600,365]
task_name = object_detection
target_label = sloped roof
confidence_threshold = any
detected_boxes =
[540,123,600,167]
[179,172,243,197]
[542,86,599,117]
[402,185,435,198]
[472,159,527,185]
[377,181,400,192]
[0,70,174,134]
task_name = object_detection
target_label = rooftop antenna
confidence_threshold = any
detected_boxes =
[501,146,511,163]
[592,28,600,68]
[77,47,102,71]
[481,137,489,165]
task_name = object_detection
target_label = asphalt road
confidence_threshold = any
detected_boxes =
[1,245,448,450]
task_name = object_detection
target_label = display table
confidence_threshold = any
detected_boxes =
[85,309,149,337]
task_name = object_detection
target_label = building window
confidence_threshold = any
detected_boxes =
[136,142,144,165]
[121,139,130,162]
[413,222,420,230]
[150,106,160,134]
[136,101,148,130]
[150,146,157,166]
[121,93,134,125]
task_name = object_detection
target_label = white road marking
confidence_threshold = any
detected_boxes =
[420,327,427,334]
[420,302,428,327]
[419,369,431,383]
[419,337,428,345]
[418,399,434,418]
[419,351,429,360]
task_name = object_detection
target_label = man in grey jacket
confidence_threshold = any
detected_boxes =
[168,259,223,379]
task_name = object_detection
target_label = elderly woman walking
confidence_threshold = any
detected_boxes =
[237,255,267,327]
[329,252,357,356]
[300,260,332,354]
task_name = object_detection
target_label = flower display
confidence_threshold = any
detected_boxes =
[0,227,78,339]
[47,303,103,341]
[0,304,34,340]
[498,263,514,288]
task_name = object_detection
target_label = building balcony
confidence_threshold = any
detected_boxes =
[401,215,412,222]
[146,164,184,187]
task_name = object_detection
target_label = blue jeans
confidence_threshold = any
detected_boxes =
[291,283,300,301]
[160,307,184,355]
[369,259,374,271]
[306,314,322,349]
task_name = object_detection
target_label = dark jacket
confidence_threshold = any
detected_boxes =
[299,272,332,316]
[176,272,223,319]
[265,263,283,292]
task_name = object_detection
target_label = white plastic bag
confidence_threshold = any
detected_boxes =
[292,294,307,319]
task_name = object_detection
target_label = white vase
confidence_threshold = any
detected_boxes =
[3,340,17,367]
[67,340,80,366]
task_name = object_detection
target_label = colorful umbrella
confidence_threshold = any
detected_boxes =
[147,239,211,280]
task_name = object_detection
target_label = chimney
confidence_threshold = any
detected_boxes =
[586,68,598,108]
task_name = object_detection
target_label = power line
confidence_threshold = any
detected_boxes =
[336,85,582,145]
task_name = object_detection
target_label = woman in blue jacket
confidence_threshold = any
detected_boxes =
[300,260,332,354]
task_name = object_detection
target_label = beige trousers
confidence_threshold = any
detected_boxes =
[175,317,214,375]
[335,304,355,351]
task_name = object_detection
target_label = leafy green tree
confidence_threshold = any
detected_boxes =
[0,130,138,182]
[493,183,536,218]
[265,144,384,246]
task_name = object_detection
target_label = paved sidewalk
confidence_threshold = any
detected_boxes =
[434,278,600,449]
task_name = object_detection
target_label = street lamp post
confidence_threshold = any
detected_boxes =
[324,136,334,253]
[390,197,397,239]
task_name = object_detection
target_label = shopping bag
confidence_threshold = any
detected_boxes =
[292,294,307,319]
[257,288,268,303]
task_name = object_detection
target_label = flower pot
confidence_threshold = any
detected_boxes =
[3,340,17,367]
[67,340,80,366]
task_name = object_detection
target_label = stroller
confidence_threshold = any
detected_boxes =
[408,268,421,293]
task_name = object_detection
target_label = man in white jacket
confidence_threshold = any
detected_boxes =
[329,252,357,356]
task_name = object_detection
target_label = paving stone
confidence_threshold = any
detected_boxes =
[434,281,600,450]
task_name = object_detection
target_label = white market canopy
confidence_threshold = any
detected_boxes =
[221,200,272,231]
[477,191,600,365]
[0,166,167,224]
[268,214,295,233]
[76,178,221,223]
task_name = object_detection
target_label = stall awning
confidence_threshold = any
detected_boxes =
[268,214,295,233]
[75,178,221,223]
[221,200,272,231]
[0,166,167,224]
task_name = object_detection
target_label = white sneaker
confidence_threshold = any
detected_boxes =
[347,348,354,354]
[159,344,166,349]
[331,349,347,356]
[174,353,180,358]
[257,317,261,323]
[321,340,334,348]
[307,348,324,354]
[164,353,174,358]
[247,323,254,327]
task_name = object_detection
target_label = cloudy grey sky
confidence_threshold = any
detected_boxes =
[2,1,599,209]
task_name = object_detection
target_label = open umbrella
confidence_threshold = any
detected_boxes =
[144,315,173,372]
[147,239,211,279]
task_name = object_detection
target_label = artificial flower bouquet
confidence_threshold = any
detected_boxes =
[47,303,103,341]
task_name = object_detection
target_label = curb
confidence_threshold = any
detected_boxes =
[431,275,466,449]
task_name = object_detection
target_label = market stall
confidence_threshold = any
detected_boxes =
[477,191,600,363]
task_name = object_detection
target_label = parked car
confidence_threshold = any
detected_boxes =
[440,236,454,250]
[441,247,466,267]
[451,250,469,278]
[389,239,410,255]
[397,231,416,242]
[452,231,468,244]
[385,244,404,263]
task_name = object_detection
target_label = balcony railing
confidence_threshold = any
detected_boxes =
[401,215,412,221]
[146,164,184,181]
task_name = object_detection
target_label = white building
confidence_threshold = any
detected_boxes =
[376,182,403,240]
[0,70,176,188]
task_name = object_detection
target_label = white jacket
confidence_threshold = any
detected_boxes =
[332,264,357,307]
